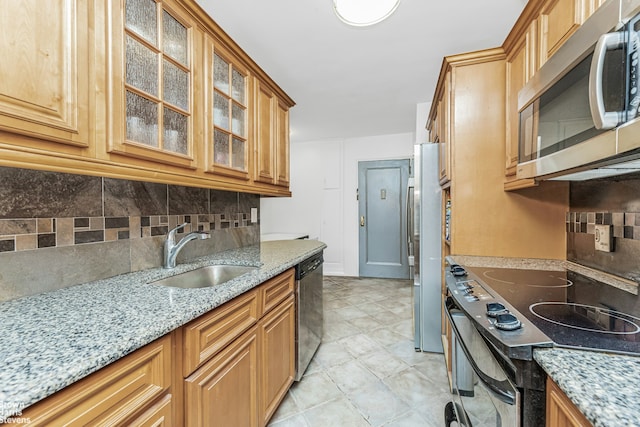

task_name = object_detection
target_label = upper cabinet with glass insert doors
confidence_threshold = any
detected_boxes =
[0,0,294,196]
[107,0,198,169]
[205,37,250,180]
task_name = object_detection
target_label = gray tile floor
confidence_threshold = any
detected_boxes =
[268,276,451,427]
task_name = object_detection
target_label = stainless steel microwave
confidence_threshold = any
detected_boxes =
[517,0,640,181]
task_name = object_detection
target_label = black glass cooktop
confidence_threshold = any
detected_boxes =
[468,267,640,356]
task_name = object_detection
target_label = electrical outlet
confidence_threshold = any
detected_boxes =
[594,224,613,252]
[250,207,258,224]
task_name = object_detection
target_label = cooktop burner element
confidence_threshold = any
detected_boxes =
[530,302,640,335]
[483,269,573,288]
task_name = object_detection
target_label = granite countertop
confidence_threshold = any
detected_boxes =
[0,239,326,420]
[535,348,640,427]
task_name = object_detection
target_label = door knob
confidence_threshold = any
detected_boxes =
[360,216,365,227]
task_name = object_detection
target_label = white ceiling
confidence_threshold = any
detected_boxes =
[197,0,528,143]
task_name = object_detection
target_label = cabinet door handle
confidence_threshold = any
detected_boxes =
[360,216,365,227]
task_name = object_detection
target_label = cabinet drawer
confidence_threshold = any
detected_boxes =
[19,335,172,426]
[183,289,259,376]
[260,268,295,315]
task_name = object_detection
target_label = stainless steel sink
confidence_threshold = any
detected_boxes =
[151,265,257,289]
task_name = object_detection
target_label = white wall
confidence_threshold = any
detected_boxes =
[261,132,415,276]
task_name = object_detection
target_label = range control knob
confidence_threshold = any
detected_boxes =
[495,313,522,331]
[486,302,509,317]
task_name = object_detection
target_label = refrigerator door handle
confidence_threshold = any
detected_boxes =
[406,177,415,263]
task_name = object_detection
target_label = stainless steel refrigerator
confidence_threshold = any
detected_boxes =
[409,143,443,353]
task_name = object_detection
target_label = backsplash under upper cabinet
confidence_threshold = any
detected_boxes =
[568,173,640,282]
[0,166,260,301]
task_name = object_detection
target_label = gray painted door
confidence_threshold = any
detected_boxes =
[358,159,410,279]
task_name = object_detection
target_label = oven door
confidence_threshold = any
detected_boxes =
[445,302,520,427]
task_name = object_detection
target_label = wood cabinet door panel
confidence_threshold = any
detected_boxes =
[0,0,92,149]
[204,36,251,180]
[254,79,275,184]
[106,0,198,170]
[185,326,259,427]
[275,99,290,187]
[506,38,527,176]
[539,0,582,64]
[260,295,295,425]
[182,288,259,376]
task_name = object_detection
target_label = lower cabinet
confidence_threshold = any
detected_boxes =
[260,294,295,425]
[185,326,260,427]
[184,268,296,427]
[546,378,592,427]
[18,334,175,426]
[14,268,297,427]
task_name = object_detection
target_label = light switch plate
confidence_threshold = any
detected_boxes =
[594,224,613,252]
[250,207,258,224]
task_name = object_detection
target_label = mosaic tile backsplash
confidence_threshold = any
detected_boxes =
[568,174,640,283]
[0,213,253,252]
[566,211,640,240]
[0,168,258,252]
[0,166,260,301]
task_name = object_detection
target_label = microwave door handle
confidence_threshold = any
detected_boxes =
[589,31,626,129]
[444,302,516,405]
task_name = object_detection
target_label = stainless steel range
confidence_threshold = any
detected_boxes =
[443,258,640,427]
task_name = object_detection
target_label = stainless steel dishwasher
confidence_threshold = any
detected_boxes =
[294,251,323,381]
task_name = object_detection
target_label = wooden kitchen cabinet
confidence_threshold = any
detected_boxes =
[259,294,295,425]
[11,267,298,427]
[428,47,568,377]
[0,0,294,196]
[275,98,291,187]
[0,0,96,156]
[185,325,260,427]
[538,0,583,67]
[430,47,567,260]
[253,78,291,188]
[546,378,593,427]
[504,19,538,185]
[182,287,259,376]
[204,36,251,181]
[183,267,296,427]
[17,334,175,426]
[105,0,199,170]
[428,70,451,186]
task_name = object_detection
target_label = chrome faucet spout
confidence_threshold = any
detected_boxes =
[164,223,211,269]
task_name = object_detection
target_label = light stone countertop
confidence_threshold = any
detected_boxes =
[535,348,640,427]
[0,239,326,421]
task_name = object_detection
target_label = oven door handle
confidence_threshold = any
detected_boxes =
[445,300,516,406]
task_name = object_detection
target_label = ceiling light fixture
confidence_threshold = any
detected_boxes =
[333,0,401,27]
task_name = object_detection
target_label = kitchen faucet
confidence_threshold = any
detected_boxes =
[164,223,210,269]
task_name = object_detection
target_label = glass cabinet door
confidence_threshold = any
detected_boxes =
[206,38,249,179]
[117,0,194,166]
